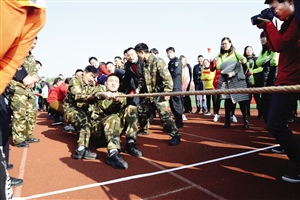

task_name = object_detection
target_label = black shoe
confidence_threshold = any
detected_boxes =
[26,138,40,143]
[137,129,149,135]
[106,152,128,169]
[176,124,183,129]
[124,143,142,157]
[223,122,231,128]
[73,147,99,160]
[169,135,181,146]
[10,177,23,188]
[282,171,300,183]
[15,141,29,148]
[7,163,13,170]
[244,120,249,129]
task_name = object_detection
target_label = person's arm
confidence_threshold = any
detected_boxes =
[70,78,93,102]
[158,59,173,93]
[270,51,279,66]
[265,19,300,52]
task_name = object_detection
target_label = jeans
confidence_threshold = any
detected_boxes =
[268,92,300,171]
[194,83,207,112]
[34,95,39,111]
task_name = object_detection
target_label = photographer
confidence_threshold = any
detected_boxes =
[256,0,300,183]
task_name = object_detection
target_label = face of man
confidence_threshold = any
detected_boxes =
[136,51,146,61]
[83,72,95,85]
[36,63,41,71]
[41,77,46,82]
[105,75,120,92]
[31,38,37,51]
[75,71,83,77]
[114,58,122,66]
[106,63,116,73]
[269,0,293,21]
[198,57,204,65]
[59,75,64,79]
[90,59,99,68]
[127,49,138,63]
[167,50,175,60]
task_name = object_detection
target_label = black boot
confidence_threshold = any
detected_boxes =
[223,121,231,128]
[244,118,249,129]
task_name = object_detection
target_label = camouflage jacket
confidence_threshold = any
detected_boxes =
[64,75,95,110]
[91,85,127,119]
[6,52,38,95]
[138,54,173,94]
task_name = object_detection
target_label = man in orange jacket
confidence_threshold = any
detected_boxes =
[0,0,46,94]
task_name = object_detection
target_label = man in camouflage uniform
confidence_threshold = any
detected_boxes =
[64,65,102,160]
[91,74,142,169]
[134,43,181,146]
[6,37,40,148]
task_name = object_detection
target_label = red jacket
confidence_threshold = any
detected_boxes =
[265,15,300,85]
[47,83,68,103]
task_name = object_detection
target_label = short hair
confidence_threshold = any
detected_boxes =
[166,47,175,53]
[58,74,63,76]
[197,55,204,59]
[75,69,83,74]
[106,73,120,81]
[114,56,122,60]
[127,47,135,52]
[36,60,42,66]
[105,61,114,66]
[88,56,98,63]
[64,77,72,85]
[123,49,128,55]
[134,43,149,53]
[260,31,266,38]
[35,36,38,40]
[150,48,159,55]
[53,77,63,85]
[84,65,98,76]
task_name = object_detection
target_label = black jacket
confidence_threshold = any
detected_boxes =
[119,60,142,93]
[193,64,203,86]
[168,57,182,91]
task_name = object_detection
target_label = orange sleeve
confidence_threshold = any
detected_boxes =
[0,1,46,94]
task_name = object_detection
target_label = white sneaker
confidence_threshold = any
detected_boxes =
[213,114,220,122]
[182,114,188,121]
[231,115,238,123]
[204,112,211,116]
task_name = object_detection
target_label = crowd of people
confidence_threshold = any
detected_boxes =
[1,0,300,199]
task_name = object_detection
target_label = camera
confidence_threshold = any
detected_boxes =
[251,8,274,25]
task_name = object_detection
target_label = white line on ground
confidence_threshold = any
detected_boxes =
[143,186,194,200]
[20,144,278,200]
[142,157,227,200]
[13,148,28,197]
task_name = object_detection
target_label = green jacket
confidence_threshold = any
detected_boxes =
[138,54,173,94]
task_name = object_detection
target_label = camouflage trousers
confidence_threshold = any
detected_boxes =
[8,88,36,144]
[64,107,91,147]
[91,105,138,151]
[138,97,180,137]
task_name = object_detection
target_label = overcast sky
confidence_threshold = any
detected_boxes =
[35,0,272,78]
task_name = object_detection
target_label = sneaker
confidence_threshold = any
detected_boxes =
[124,142,142,157]
[73,147,99,160]
[287,118,295,123]
[63,125,75,132]
[106,152,128,169]
[231,115,238,123]
[271,146,285,154]
[137,129,149,135]
[213,114,220,122]
[169,135,181,146]
[182,114,188,121]
[282,171,300,183]
[204,112,211,116]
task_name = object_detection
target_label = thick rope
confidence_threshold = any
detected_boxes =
[117,85,300,98]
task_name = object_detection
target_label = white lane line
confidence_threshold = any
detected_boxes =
[13,148,28,197]
[144,186,193,200]
[21,145,277,200]
[142,157,227,200]
[180,131,268,150]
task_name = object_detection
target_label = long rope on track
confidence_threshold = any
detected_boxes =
[117,85,300,98]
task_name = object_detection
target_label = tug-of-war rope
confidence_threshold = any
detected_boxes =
[117,85,300,98]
